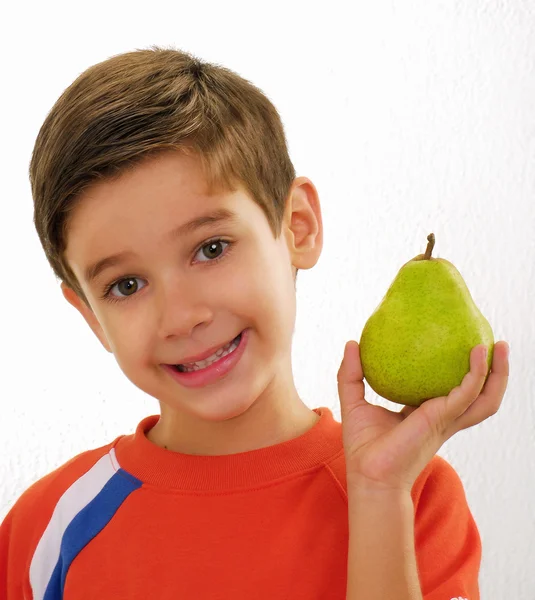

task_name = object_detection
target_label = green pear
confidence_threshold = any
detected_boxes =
[359,233,494,406]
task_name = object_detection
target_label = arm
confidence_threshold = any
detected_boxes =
[336,340,509,599]
[346,487,422,600]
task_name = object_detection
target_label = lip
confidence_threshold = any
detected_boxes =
[162,329,248,389]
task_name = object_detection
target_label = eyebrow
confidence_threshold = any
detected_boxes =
[83,208,238,285]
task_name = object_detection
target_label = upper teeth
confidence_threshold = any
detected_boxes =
[180,335,240,371]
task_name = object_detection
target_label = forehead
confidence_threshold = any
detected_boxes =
[75,152,224,215]
[66,153,241,239]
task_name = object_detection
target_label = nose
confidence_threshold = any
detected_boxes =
[156,276,214,339]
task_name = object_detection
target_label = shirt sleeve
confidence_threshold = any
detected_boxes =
[0,508,12,599]
[411,455,481,600]
[0,504,30,600]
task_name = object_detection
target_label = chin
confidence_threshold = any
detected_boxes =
[184,389,260,423]
[199,400,256,423]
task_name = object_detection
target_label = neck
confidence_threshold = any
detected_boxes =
[146,371,318,456]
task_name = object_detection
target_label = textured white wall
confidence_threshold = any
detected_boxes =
[1,1,533,597]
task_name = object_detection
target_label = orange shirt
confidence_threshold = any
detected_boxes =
[0,407,480,599]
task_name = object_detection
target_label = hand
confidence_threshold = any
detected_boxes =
[337,341,510,493]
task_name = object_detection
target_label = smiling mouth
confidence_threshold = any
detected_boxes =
[174,332,243,373]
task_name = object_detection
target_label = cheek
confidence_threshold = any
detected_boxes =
[244,254,296,332]
[96,311,150,363]
[216,252,293,326]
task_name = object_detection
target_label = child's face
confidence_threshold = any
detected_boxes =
[62,151,322,423]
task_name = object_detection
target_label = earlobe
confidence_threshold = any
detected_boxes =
[284,177,323,270]
[61,283,112,353]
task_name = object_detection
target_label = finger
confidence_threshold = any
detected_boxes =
[451,341,510,431]
[337,341,367,421]
[444,344,490,421]
[387,345,489,461]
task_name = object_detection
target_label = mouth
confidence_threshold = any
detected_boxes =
[173,332,243,373]
[162,329,249,388]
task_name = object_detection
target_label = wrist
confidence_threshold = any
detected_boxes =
[345,479,422,599]
[346,476,413,499]
[347,486,415,516]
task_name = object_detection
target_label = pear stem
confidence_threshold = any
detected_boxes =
[423,233,435,259]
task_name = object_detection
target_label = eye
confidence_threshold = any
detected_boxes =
[195,239,229,262]
[102,238,232,303]
[106,277,146,300]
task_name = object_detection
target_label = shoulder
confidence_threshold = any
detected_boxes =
[0,439,124,599]
[1,438,121,555]
[411,454,481,548]
[412,454,472,513]
[10,439,120,517]
[412,457,482,597]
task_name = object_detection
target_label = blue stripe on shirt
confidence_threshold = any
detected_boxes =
[43,469,142,600]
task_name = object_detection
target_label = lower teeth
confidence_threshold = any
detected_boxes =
[176,333,241,373]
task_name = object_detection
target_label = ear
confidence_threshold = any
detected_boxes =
[283,177,323,270]
[61,283,112,353]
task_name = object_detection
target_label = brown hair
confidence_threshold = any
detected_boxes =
[30,45,297,307]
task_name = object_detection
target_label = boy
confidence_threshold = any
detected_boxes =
[0,47,509,599]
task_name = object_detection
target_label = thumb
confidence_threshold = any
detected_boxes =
[337,341,367,421]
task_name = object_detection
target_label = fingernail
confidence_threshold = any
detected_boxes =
[483,346,488,359]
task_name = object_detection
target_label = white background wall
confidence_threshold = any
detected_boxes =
[1,0,533,597]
